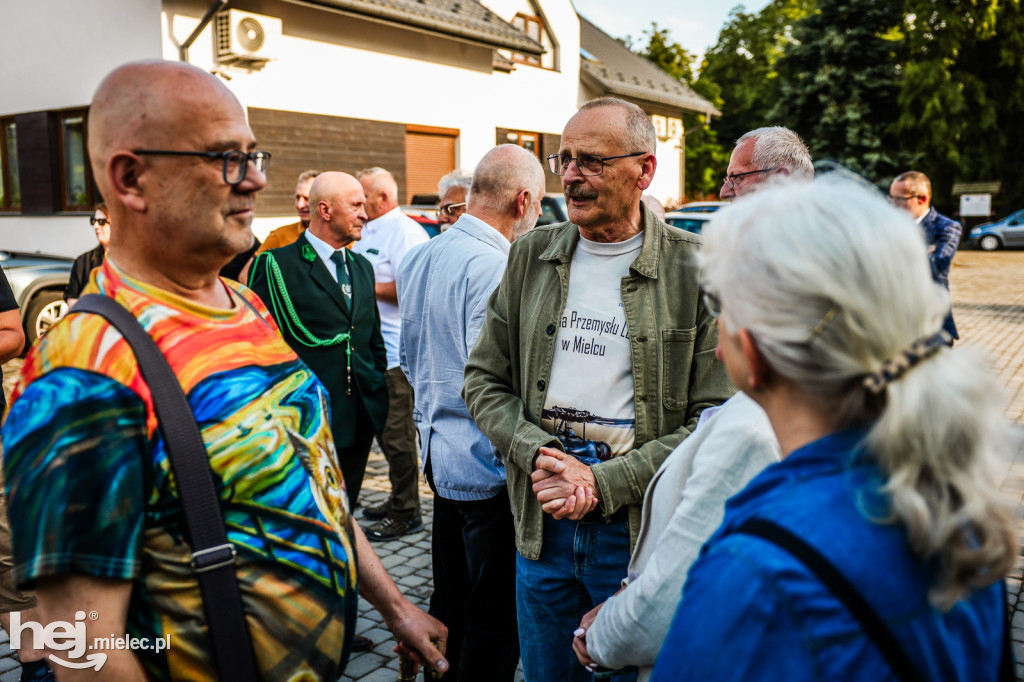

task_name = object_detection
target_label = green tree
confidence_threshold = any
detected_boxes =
[629,22,727,199]
[770,0,908,182]
[895,0,1024,213]
[700,0,815,149]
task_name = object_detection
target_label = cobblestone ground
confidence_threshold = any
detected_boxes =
[951,252,1024,679]
[0,250,1022,681]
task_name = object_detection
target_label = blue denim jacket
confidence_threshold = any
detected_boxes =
[652,426,1006,682]
[397,215,509,500]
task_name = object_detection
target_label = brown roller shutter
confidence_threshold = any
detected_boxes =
[405,127,457,203]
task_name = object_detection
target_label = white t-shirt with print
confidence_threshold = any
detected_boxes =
[541,230,643,461]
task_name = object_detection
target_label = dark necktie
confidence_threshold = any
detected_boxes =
[329,250,352,312]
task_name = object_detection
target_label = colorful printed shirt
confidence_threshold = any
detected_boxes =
[1,259,358,680]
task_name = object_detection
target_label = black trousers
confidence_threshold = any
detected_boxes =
[334,397,377,511]
[427,465,520,681]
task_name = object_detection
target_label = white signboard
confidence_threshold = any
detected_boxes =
[960,194,992,217]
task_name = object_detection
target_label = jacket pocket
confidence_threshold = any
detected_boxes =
[662,327,696,411]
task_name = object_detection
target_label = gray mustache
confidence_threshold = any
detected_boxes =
[565,185,598,200]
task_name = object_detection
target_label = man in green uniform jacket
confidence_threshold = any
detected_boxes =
[250,171,389,509]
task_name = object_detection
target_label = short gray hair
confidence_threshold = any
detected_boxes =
[579,97,656,153]
[438,169,472,197]
[471,144,544,215]
[355,166,398,201]
[297,169,321,184]
[737,127,813,179]
[701,177,1015,610]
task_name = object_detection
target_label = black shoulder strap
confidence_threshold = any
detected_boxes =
[74,294,258,682]
[735,518,927,682]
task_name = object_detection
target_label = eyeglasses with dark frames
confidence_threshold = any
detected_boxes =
[722,167,777,190]
[89,216,109,227]
[887,194,921,204]
[436,201,467,219]
[132,149,271,186]
[547,151,646,176]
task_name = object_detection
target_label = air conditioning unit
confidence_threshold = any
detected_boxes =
[215,9,281,66]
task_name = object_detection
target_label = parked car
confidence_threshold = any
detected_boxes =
[537,194,567,227]
[664,211,713,236]
[969,209,1024,250]
[0,251,73,347]
[674,201,728,213]
[401,205,441,238]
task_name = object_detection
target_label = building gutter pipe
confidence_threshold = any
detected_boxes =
[180,0,230,61]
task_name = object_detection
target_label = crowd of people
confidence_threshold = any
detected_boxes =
[0,57,1015,682]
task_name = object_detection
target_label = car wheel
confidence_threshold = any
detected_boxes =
[24,290,68,347]
[978,234,1001,251]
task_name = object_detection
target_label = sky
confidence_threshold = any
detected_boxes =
[571,0,773,62]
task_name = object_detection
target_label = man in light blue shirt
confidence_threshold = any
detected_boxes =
[397,144,545,681]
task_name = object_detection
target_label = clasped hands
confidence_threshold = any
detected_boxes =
[531,446,600,520]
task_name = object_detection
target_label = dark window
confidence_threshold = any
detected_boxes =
[511,13,542,66]
[0,118,19,211]
[57,110,96,211]
[505,130,540,159]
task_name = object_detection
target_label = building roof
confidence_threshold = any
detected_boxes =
[578,15,719,117]
[294,0,544,55]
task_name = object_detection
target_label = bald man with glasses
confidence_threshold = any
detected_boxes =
[3,60,447,679]
[463,98,732,680]
[889,170,961,342]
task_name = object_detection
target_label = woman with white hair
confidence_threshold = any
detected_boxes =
[651,178,1015,681]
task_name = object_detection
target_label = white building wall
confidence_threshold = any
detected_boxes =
[0,0,162,115]
[164,0,579,178]
[0,0,163,255]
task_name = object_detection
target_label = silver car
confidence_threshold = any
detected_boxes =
[0,251,72,347]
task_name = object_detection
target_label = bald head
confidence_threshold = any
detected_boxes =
[309,172,368,248]
[356,167,399,220]
[84,60,264,295]
[89,60,246,202]
[468,144,545,241]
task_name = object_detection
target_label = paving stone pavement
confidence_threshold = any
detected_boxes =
[0,250,1021,681]
[951,252,1024,680]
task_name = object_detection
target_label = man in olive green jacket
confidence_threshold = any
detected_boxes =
[463,98,733,681]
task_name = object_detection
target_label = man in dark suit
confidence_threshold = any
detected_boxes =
[250,171,389,509]
[890,170,962,341]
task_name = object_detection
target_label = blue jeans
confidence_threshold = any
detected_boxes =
[516,510,637,682]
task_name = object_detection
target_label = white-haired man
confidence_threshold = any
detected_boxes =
[463,98,733,680]
[721,126,813,200]
[436,169,472,231]
[353,167,430,540]
[398,144,544,681]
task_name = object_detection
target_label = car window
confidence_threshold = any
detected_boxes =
[665,218,706,235]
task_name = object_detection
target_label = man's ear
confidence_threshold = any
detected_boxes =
[515,189,530,218]
[317,200,332,221]
[106,152,147,214]
[637,153,657,191]
[738,328,771,389]
[775,167,792,177]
